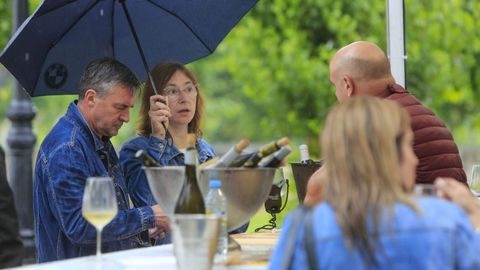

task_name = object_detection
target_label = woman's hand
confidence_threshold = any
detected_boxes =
[435,177,480,230]
[304,166,326,206]
[149,95,171,139]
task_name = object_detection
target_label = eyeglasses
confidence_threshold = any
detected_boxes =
[163,84,198,100]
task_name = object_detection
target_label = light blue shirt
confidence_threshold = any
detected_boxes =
[269,197,480,269]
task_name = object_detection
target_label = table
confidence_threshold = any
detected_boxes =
[8,232,278,270]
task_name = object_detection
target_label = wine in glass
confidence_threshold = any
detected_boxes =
[82,177,118,261]
[470,165,480,196]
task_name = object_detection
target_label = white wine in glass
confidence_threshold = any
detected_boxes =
[470,165,480,196]
[82,177,118,261]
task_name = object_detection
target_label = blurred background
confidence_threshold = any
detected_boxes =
[0,0,479,230]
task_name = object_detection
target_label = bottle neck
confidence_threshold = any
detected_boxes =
[300,149,310,162]
[185,148,197,165]
[258,141,279,157]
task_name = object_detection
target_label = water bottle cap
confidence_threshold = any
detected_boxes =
[209,180,222,188]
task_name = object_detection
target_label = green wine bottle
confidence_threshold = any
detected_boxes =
[174,134,206,214]
[243,137,289,168]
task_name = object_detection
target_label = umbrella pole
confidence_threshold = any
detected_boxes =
[120,0,168,133]
[119,0,159,95]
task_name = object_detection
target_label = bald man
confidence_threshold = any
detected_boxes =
[305,41,467,205]
[331,41,466,183]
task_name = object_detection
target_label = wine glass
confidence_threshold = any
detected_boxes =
[82,177,118,261]
[469,165,480,196]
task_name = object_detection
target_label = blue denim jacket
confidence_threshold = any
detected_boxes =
[34,102,156,263]
[269,197,480,270]
[119,135,216,208]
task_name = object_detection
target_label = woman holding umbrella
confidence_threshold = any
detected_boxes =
[120,62,248,243]
[120,62,216,209]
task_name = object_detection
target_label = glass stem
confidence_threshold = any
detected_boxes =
[96,228,102,261]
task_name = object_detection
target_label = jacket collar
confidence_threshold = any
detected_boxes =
[378,83,407,98]
[65,101,108,151]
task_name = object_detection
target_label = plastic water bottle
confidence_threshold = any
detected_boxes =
[205,179,228,257]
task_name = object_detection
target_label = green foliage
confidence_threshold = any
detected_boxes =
[405,0,480,143]
[0,1,12,51]
[191,0,388,157]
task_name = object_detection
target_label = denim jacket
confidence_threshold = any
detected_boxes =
[119,135,216,207]
[269,197,480,270]
[34,102,155,263]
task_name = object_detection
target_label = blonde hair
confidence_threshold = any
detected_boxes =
[322,96,417,264]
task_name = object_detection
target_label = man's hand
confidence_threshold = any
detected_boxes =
[149,95,171,139]
[150,204,170,240]
[304,166,326,206]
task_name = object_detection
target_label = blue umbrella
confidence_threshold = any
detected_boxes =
[0,0,258,97]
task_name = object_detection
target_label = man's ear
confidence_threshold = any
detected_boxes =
[343,75,355,97]
[83,89,97,107]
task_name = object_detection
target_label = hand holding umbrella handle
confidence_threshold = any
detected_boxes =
[149,96,170,139]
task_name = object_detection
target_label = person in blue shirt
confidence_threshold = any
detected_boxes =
[269,96,480,269]
[34,58,168,263]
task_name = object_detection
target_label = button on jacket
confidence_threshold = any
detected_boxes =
[34,102,155,263]
[269,197,480,269]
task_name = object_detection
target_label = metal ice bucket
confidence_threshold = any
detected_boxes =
[290,161,322,203]
[144,167,276,231]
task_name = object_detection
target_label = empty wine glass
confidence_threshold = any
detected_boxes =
[469,165,480,196]
[82,177,118,261]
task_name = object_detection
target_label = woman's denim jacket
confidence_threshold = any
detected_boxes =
[34,102,155,263]
[269,197,480,270]
[119,135,216,207]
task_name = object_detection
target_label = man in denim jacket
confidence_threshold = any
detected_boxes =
[34,58,168,263]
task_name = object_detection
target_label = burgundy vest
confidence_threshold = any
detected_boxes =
[384,84,467,184]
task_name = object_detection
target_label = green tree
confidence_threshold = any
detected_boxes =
[405,0,480,143]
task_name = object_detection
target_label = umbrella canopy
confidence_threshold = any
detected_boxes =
[0,0,258,97]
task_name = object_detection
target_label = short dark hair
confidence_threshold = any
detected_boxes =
[78,58,140,100]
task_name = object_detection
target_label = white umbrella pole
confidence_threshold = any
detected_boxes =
[386,0,406,88]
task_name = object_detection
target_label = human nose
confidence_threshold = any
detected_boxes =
[176,89,189,101]
[120,109,130,123]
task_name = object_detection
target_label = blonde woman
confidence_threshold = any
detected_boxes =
[269,96,480,269]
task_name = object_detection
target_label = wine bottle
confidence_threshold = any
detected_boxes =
[206,138,250,168]
[198,157,219,170]
[135,150,160,167]
[258,146,292,168]
[299,144,314,165]
[174,134,206,214]
[243,137,289,168]
[229,151,254,167]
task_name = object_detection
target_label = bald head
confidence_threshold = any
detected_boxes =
[329,41,395,101]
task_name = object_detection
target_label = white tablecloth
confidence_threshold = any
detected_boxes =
[9,244,269,270]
